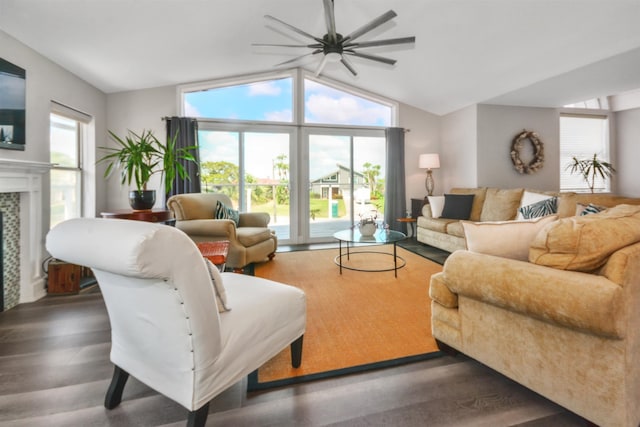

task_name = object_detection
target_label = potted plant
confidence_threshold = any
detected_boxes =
[565,153,616,193]
[98,129,198,210]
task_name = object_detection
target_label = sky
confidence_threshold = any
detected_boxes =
[187,76,390,180]
[184,77,391,126]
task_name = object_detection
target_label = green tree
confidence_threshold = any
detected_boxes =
[273,153,290,204]
[200,160,239,198]
[362,162,382,199]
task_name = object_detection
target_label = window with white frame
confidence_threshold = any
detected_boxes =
[559,114,611,193]
[180,69,395,244]
[49,103,91,228]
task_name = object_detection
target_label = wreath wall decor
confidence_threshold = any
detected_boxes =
[510,130,544,174]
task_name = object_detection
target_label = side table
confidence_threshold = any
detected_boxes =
[197,241,230,272]
[396,217,417,238]
[100,209,175,225]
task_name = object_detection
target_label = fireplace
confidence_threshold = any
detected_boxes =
[0,159,52,309]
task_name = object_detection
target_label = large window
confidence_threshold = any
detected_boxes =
[49,103,91,228]
[181,70,396,244]
[560,114,611,192]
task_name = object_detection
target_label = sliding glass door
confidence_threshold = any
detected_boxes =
[198,126,293,241]
[305,129,386,242]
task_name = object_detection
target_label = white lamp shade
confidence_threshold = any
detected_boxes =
[419,153,440,169]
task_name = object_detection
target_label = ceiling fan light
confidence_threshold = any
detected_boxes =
[326,52,342,62]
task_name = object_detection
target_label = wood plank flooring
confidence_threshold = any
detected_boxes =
[0,288,590,426]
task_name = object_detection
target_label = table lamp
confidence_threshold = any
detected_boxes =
[419,153,440,196]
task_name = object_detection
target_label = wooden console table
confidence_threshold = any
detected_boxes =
[100,209,175,225]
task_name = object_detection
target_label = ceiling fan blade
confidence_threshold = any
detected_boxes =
[343,50,397,65]
[323,0,338,44]
[345,36,416,49]
[315,55,330,77]
[274,50,323,67]
[265,15,324,43]
[343,10,397,43]
[253,43,324,48]
[340,56,358,76]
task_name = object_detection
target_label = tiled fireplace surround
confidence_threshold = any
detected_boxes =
[0,159,51,310]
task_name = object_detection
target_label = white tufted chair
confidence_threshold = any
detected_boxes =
[46,218,306,427]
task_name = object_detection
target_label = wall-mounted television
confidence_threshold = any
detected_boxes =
[0,58,26,151]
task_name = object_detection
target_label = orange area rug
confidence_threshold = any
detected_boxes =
[249,245,443,390]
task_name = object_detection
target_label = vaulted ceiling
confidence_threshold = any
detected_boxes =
[1,0,639,115]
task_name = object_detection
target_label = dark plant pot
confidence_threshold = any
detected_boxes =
[129,190,156,211]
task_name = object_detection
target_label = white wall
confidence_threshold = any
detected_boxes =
[614,107,640,197]
[105,86,177,209]
[0,30,107,232]
[399,103,439,204]
[439,105,478,191]
[477,104,560,191]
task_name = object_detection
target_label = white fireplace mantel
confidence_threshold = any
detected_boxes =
[0,158,53,304]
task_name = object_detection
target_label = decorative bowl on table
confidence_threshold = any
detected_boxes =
[358,221,377,237]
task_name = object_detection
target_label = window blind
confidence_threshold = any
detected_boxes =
[559,114,609,192]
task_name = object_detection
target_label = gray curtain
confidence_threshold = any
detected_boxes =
[384,127,407,233]
[165,116,201,198]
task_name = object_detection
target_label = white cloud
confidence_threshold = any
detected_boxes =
[264,109,292,122]
[183,100,201,117]
[248,81,282,96]
[306,94,390,126]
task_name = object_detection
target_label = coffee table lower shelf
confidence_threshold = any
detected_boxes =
[333,228,407,278]
[334,250,406,274]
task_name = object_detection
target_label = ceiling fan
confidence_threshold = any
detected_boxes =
[254,0,416,76]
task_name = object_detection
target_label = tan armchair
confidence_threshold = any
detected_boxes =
[167,193,277,273]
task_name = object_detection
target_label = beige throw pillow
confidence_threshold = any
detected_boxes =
[530,204,640,271]
[480,188,524,221]
[462,215,557,261]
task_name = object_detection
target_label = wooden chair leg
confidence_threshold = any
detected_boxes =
[187,402,209,427]
[290,335,304,368]
[104,365,129,409]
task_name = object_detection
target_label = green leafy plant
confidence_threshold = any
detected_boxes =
[565,153,616,193]
[98,129,198,194]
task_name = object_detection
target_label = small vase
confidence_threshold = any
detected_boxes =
[129,190,156,211]
[358,222,377,237]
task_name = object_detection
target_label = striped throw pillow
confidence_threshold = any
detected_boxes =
[518,196,558,220]
[215,200,240,225]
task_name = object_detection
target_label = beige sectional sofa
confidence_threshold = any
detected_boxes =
[417,186,640,252]
[429,196,640,426]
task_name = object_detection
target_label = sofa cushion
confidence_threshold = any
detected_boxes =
[427,195,445,218]
[417,217,457,233]
[441,194,475,220]
[462,215,557,261]
[446,221,466,238]
[442,250,625,339]
[480,188,524,221]
[518,196,558,219]
[451,187,487,221]
[236,227,274,247]
[530,204,640,271]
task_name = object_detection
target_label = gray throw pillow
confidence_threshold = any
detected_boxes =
[440,194,475,220]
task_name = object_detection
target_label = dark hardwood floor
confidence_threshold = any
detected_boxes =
[0,286,590,426]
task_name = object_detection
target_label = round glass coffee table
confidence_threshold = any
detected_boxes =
[333,228,407,277]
